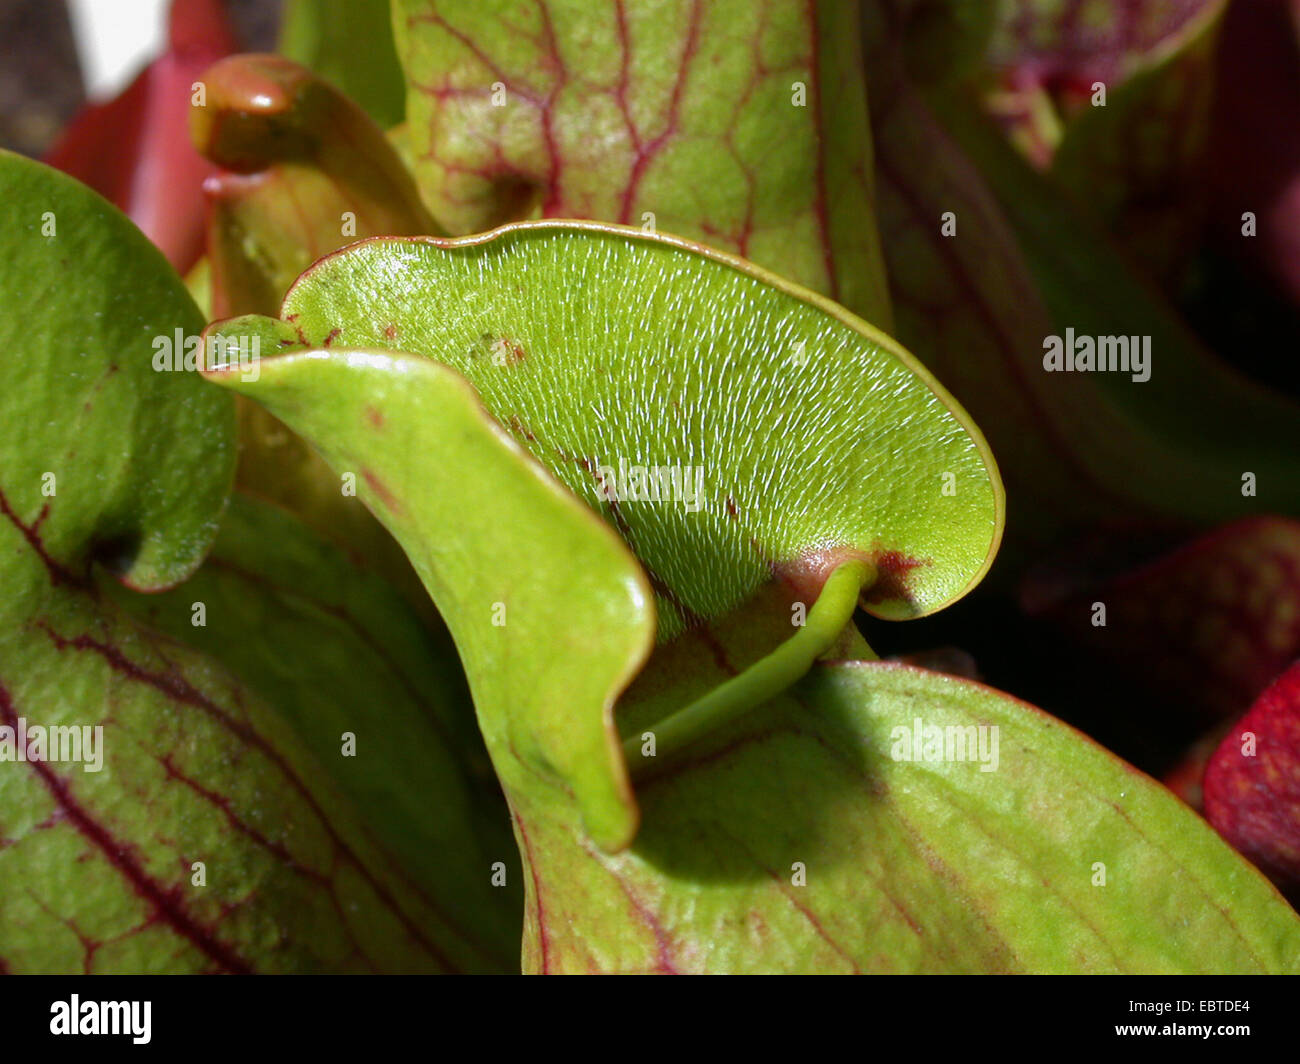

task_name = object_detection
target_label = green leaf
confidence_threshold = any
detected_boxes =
[861,6,1300,554]
[109,492,524,968]
[210,343,655,853]
[0,152,480,972]
[514,661,1300,973]
[190,55,443,604]
[0,151,234,591]
[192,54,440,320]
[216,222,1002,631]
[391,0,894,326]
[280,0,408,130]
[203,220,1002,849]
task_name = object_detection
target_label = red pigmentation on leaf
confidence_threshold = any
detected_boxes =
[862,548,930,606]
[1204,660,1300,893]
[1024,517,1300,722]
[44,0,238,272]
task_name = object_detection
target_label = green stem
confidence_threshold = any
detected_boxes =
[624,559,875,769]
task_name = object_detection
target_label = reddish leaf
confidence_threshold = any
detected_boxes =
[1023,517,1300,722]
[983,1,1227,289]
[43,0,238,272]
[1205,661,1300,893]
[986,0,1214,118]
[1208,0,1300,309]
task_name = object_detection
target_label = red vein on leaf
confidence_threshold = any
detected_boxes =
[511,808,551,973]
[618,0,702,223]
[803,0,839,301]
[157,753,386,972]
[0,681,255,973]
[409,10,513,85]
[37,624,461,971]
[535,0,569,213]
[202,555,466,753]
[638,716,977,969]
[156,753,328,885]
[0,490,85,589]
[613,0,640,153]
[874,107,1134,507]
[713,822,862,972]
[582,842,680,974]
[1106,798,1269,968]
